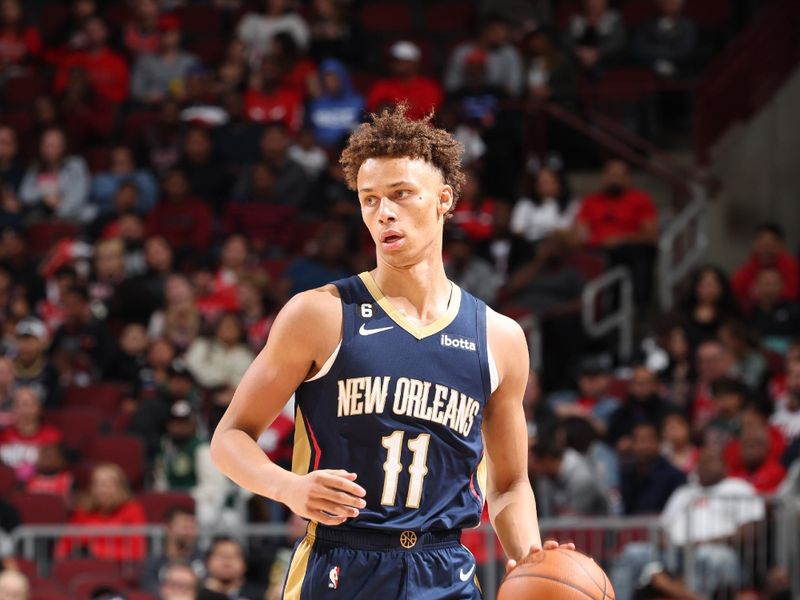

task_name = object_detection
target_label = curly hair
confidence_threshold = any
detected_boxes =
[339,104,465,215]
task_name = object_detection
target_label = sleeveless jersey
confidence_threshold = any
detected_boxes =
[291,272,492,532]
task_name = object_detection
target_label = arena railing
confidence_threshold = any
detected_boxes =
[581,266,634,362]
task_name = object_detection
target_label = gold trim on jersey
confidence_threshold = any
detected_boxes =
[358,272,462,340]
[476,454,487,506]
[283,522,317,599]
[291,407,311,476]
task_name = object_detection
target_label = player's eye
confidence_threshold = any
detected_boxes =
[395,190,410,199]
[363,196,378,207]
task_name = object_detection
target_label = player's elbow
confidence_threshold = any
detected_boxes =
[209,425,229,470]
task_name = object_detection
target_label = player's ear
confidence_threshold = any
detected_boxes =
[437,185,454,216]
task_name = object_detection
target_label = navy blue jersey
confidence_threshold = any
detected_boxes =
[291,272,492,532]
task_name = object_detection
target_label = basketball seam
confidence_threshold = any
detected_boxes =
[556,548,608,598]
[502,573,596,600]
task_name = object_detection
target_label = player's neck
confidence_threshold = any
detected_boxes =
[371,258,452,319]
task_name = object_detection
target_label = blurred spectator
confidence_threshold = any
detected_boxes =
[444,15,523,97]
[148,274,200,350]
[146,168,213,256]
[59,63,117,148]
[131,14,199,106]
[732,223,799,308]
[107,323,149,386]
[49,285,117,385]
[180,66,227,127]
[122,0,162,58]
[179,127,231,214]
[771,359,800,445]
[725,400,786,475]
[145,99,183,176]
[141,508,204,594]
[91,145,158,217]
[476,200,534,282]
[728,424,786,493]
[55,462,147,561]
[679,265,741,351]
[690,338,737,433]
[215,41,247,97]
[367,41,443,121]
[563,0,626,74]
[282,221,351,297]
[215,92,263,172]
[272,32,316,99]
[287,128,327,179]
[653,317,693,407]
[718,320,768,390]
[0,356,14,426]
[444,226,501,305]
[611,446,762,600]
[202,537,265,600]
[19,127,93,223]
[0,570,28,600]
[660,410,698,474]
[511,166,577,245]
[89,237,128,319]
[185,313,254,390]
[620,422,686,515]
[12,317,58,406]
[450,167,496,242]
[54,17,129,106]
[159,562,201,600]
[307,59,364,148]
[306,0,349,60]
[0,0,40,73]
[0,386,61,482]
[705,377,747,449]
[749,267,800,355]
[237,0,310,67]
[237,276,274,353]
[233,123,309,207]
[25,443,73,501]
[521,26,578,106]
[114,235,174,325]
[634,0,698,78]
[606,365,669,454]
[576,159,657,306]
[549,356,620,434]
[0,126,23,194]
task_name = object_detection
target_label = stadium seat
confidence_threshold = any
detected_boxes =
[137,491,196,523]
[685,0,732,28]
[622,0,654,26]
[85,146,111,173]
[222,203,297,253]
[40,3,70,41]
[3,75,46,106]
[103,3,131,30]
[85,435,146,488]
[186,38,226,66]
[555,1,580,30]
[358,2,414,33]
[70,572,128,600]
[30,579,69,600]
[125,592,157,600]
[63,383,128,414]
[121,110,159,143]
[53,558,120,588]
[174,6,221,35]
[423,2,475,33]
[0,463,16,496]
[24,220,79,258]
[49,408,103,452]
[13,557,38,580]
[10,492,67,524]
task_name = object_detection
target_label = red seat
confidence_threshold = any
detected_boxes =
[569,250,608,281]
[125,592,157,600]
[359,2,414,33]
[186,38,226,66]
[10,557,37,580]
[48,408,103,451]
[30,578,69,600]
[10,492,68,524]
[555,1,580,30]
[24,220,78,257]
[122,110,159,143]
[63,383,128,414]
[622,0,654,26]
[423,2,475,33]
[222,203,297,253]
[85,435,145,488]
[137,491,195,523]
[685,0,731,28]
[0,463,16,495]
[0,110,34,139]
[3,75,46,105]
[70,572,127,600]
[85,146,111,173]
[174,6,221,35]
[53,558,120,588]
[40,4,70,41]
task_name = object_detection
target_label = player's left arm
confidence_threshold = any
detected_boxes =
[483,308,574,570]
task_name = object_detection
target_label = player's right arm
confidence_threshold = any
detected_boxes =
[209,286,366,526]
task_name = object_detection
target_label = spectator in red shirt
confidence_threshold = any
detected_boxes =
[0,386,62,482]
[576,158,658,306]
[56,462,147,561]
[146,168,213,258]
[122,0,161,58]
[728,424,786,494]
[54,17,130,105]
[733,223,799,310]
[450,167,496,242]
[367,41,443,121]
[0,0,41,71]
[26,443,73,501]
[244,56,303,131]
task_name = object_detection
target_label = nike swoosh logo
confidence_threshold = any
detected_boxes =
[459,565,475,582]
[359,324,394,336]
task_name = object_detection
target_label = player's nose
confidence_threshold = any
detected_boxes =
[377,197,397,223]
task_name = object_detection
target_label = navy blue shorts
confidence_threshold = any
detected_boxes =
[282,523,483,599]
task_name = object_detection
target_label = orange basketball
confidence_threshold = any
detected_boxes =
[498,548,615,600]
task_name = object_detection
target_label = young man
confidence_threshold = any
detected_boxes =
[211,106,569,599]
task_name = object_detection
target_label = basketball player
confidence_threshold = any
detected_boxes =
[210,106,572,599]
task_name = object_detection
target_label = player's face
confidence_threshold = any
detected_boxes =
[357,157,453,267]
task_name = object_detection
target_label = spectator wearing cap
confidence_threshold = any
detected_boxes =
[366,41,443,121]
[54,17,129,105]
[185,313,254,390]
[12,318,59,407]
[634,0,697,79]
[733,224,800,310]
[308,59,364,148]
[0,125,24,195]
[0,386,62,482]
[236,0,310,68]
[19,127,93,223]
[131,14,199,106]
[0,0,41,71]
[749,267,800,355]
[575,158,658,307]
[563,0,626,74]
[444,15,524,97]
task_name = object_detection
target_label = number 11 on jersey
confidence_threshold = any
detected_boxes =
[380,431,430,508]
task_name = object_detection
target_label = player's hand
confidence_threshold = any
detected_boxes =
[285,469,367,526]
[505,540,577,573]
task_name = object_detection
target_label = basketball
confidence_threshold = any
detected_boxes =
[498,548,615,600]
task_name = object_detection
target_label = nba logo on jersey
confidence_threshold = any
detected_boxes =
[328,566,340,589]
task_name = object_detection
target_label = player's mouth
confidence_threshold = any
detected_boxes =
[380,230,404,250]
